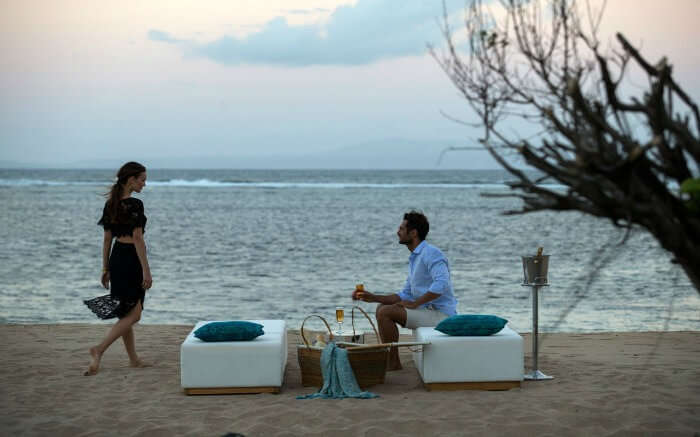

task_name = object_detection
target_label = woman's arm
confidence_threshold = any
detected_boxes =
[132,227,152,290]
[101,230,112,289]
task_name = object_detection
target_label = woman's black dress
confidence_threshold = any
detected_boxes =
[84,197,148,319]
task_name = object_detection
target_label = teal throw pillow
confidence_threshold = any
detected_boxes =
[435,315,507,336]
[194,321,264,342]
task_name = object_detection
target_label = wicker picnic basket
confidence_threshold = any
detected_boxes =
[297,306,389,390]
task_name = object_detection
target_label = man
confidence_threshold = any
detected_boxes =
[352,210,457,370]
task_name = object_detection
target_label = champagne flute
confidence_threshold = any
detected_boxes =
[335,306,344,335]
[353,283,365,301]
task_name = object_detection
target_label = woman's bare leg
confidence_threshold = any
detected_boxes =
[122,326,138,364]
[122,322,151,367]
[85,303,142,375]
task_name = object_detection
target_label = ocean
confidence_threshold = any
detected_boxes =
[0,168,698,333]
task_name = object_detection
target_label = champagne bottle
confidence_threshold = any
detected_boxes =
[536,247,543,257]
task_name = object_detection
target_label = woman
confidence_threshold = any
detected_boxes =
[84,161,153,375]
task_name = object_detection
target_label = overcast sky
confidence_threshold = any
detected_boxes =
[1,0,699,169]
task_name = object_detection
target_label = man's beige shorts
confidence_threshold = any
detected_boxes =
[404,307,449,329]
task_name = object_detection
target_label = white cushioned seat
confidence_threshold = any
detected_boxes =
[180,320,287,394]
[412,325,523,390]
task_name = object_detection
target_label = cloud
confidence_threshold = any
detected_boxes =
[150,0,463,66]
[284,8,331,15]
[147,29,181,44]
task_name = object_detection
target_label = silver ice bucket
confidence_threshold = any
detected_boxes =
[522,255,549,285]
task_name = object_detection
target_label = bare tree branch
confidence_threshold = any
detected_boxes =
[435,0,700,294]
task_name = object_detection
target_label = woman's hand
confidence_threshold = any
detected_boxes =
[142,271,153,290]
[101,271,110,289]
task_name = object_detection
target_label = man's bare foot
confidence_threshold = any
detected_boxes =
[129,358,152,368]
[84,347,102,376]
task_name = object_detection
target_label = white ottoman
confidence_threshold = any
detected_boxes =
[180,320,288,394]
[412,325,523,390]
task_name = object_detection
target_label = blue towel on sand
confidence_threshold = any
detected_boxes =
[297,342,379,400]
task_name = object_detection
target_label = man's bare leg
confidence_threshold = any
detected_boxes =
[376,304,407,371]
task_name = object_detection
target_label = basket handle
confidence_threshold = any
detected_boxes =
[350,305,381,343]
[300,314,333,348]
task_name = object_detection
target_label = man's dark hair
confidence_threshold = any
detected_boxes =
[404,210,429,241]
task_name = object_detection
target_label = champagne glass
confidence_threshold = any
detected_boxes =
[353,283,364,301]
[335,306,344,335]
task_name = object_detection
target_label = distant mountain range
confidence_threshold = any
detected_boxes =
[0,139,501,169]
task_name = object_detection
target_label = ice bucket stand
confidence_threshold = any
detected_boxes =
[521,255,554,381]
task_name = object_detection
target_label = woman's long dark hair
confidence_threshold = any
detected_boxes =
[105,161,146,223]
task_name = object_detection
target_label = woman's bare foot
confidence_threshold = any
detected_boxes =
[84,347,102,376]
[129,358,152,368]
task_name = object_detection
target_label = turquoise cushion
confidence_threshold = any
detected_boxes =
[194,321,264,342]
[435,315,507,336]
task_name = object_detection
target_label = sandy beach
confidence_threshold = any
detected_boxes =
[1,324,698,436]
